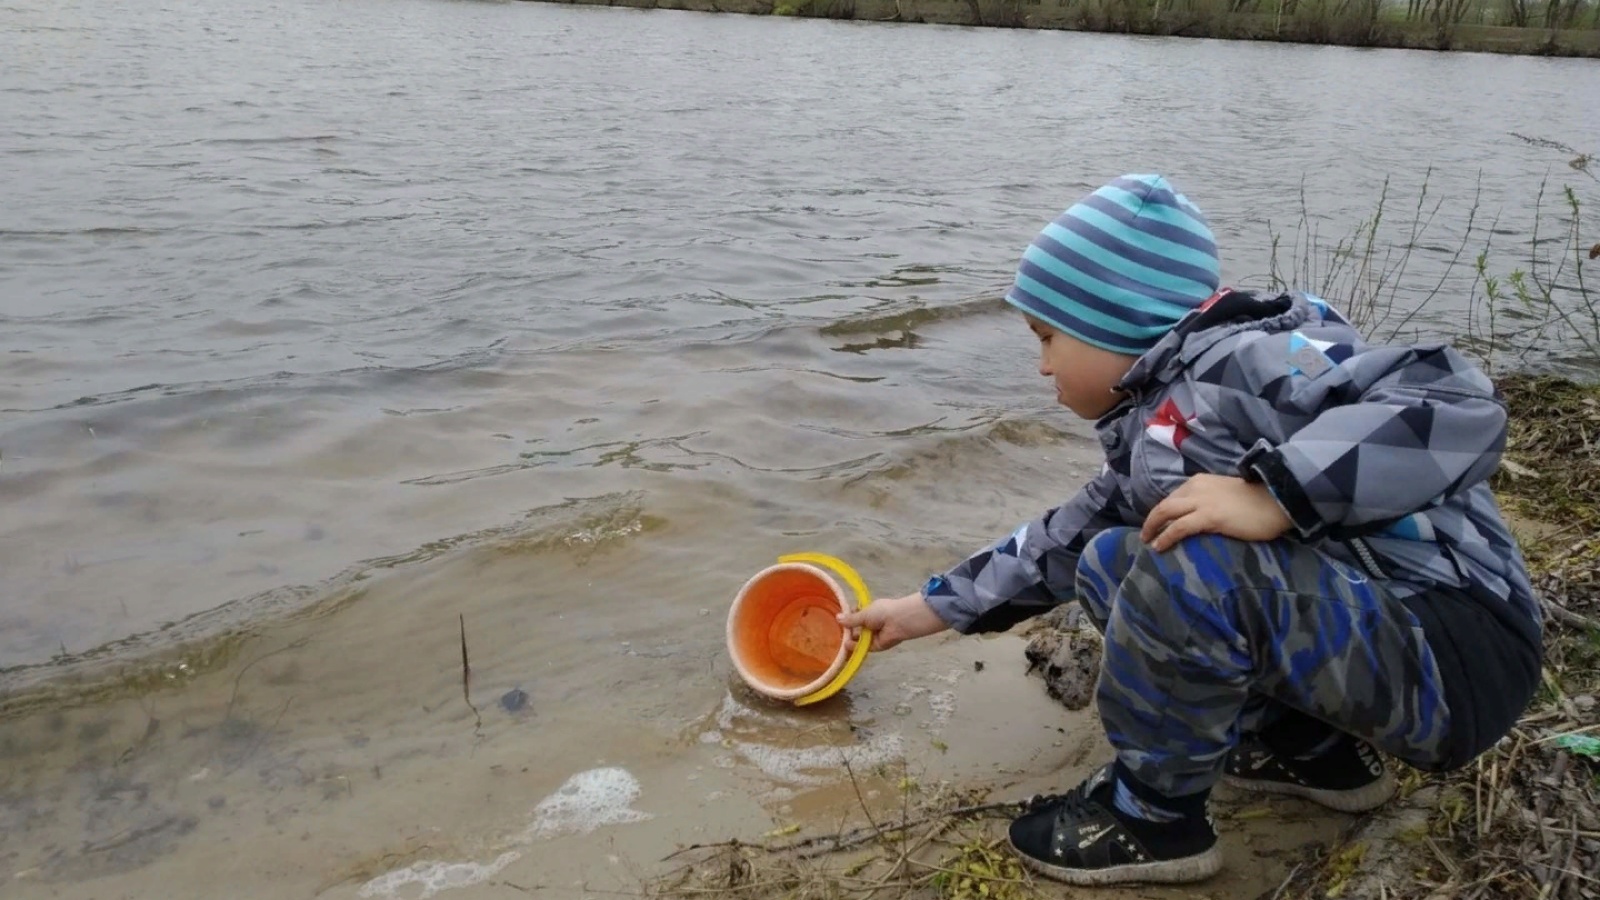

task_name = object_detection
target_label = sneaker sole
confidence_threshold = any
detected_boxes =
[1221,768,1396,813]
[1008,840,1223,886]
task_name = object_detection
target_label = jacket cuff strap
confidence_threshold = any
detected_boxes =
[920,574,971,633]
[1238,440,1325,539]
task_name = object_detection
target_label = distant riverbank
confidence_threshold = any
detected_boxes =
[528,0,1600,58]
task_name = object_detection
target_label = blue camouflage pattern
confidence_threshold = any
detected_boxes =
[1075,526,1450,797]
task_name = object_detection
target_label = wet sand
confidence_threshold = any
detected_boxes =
[1,554,1343,900]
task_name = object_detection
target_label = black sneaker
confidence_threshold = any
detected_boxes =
[1006,764,1222,886]
[1222,735,1395,812]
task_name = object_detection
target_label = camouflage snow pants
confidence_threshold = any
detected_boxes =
[1075,527,1452,799]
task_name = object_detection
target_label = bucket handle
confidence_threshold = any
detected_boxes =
[778,552,873,707]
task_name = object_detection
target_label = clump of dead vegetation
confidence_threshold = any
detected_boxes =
[646,767,1038,900]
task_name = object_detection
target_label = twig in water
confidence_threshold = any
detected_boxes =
[660,800,1017,863]
[1510,132,1580,154]
[840,751,883,838]
[661,839,761,863]
[225,636,311,721]
[793,801,1015,860]
[223,695,295,776]
[460,613,481,732]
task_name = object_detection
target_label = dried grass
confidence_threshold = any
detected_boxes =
[645,782,1037,900]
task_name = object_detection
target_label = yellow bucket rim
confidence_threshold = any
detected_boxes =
[776,552,873,706]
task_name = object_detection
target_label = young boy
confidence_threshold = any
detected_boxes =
[837,174,1543,886]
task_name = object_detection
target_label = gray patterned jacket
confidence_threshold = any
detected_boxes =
[923,290,1541,644]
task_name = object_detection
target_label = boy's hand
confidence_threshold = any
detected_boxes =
[837,592,950,653]
[1141,473,1294,552]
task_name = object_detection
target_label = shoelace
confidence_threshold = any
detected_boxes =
[1019,778,1098,816]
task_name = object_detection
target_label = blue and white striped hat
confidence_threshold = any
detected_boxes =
[1005,174,1220,356]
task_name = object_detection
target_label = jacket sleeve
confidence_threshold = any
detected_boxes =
[1238,344,1507,541]
[923,466,1133,634]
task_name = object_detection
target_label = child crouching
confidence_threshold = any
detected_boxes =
[838,174,1542,886]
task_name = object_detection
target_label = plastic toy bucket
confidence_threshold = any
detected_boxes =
[725,553,873,706]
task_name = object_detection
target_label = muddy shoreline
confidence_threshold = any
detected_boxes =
[640,374,1600,900]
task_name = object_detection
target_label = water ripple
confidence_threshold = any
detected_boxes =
[1,0,1597,671]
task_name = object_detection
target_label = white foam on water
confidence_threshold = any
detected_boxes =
[713,690,766,731]
[702,689,909,788]
[565,517,643,547]
[895,670,965,729]
[525,767,652,839]
[892,683,928,717]
[357,851,520,899]
[926,690,957,728]
[730,731,905,787]
[898,683,929,699]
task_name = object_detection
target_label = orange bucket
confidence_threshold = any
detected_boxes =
[726,553,874,706]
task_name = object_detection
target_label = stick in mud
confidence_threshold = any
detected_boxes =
[840,752,884,838]
[660,800,1019,863]
[460,613,481,731]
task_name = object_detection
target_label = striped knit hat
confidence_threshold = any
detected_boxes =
[1005,174,1220,356]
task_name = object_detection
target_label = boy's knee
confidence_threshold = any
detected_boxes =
[1122,533,1254,615]
[1077,528,1143,581]
[1135,532,1252,571]
[1075,527,1143,625]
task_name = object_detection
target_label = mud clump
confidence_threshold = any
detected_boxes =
[1021,606,1102,711]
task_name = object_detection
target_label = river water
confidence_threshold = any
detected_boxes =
[2,0,1598,895]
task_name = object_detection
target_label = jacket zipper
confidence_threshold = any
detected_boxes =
[1347,537,1386,579]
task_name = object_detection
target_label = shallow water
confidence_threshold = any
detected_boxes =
[2,0,1598,893]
